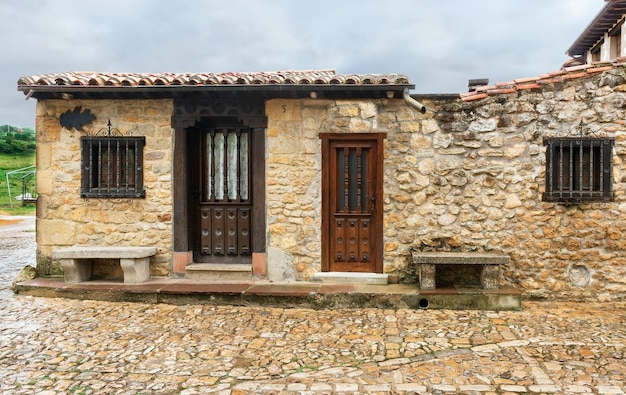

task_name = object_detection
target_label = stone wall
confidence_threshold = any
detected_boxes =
[32,67,626,301]
[266,68,626,301]
[411,68,626,301]
[35,99,174,277]
[265,100,322,280]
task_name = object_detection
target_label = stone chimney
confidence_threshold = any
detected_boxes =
[468,78,489,92]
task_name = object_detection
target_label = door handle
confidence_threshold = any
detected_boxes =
[371,194,376,211]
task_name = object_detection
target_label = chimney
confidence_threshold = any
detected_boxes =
[468,78,489,92]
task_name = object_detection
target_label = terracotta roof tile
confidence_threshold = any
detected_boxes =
[537,77,562,85]
[516,83,542,90]
[547,70,567,77]
[475,84,497,92]
[485,88,517,95]
[562,71,589,80]
[462,93,489,102]
[495,80,515,87]
[563,64,592,72]
[513,76,540,84]
[461,61,626,102]
[586,65,614,74]
[17,70,411,90]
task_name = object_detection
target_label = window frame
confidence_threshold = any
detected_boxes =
[609,19,624,59]
[542,136,614,203]
[80,136,146,198]
[591,40,603,62]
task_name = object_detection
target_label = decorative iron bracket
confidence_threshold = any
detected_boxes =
[85,119,134,137]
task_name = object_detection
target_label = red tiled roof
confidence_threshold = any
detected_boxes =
[460,59,626,102]
[17,70,411,89]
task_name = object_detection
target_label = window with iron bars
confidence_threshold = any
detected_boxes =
[543,137,614,203]
[81,136,145,198]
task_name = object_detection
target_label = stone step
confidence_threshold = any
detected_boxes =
[312,272,388,285]
[15,278,523,311]
[185,263,252,281]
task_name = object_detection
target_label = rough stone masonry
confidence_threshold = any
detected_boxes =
[33,66,626,301]
[265,66,626,301]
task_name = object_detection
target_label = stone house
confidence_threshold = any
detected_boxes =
[16,62,626,301]
[15,1,626,302]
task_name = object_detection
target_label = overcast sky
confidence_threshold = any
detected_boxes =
[0,0,605,128]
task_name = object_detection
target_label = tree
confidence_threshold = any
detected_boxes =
[0,124,36,154]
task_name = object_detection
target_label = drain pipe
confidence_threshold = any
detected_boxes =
[403,88,426,114]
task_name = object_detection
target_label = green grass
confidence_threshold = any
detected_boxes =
[0,153,36,215]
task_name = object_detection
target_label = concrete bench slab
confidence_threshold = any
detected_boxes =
[53,246,157,284]
[412,251,509,290]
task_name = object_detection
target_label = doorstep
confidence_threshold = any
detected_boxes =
[312,272,389,285]
[13,277,522,311]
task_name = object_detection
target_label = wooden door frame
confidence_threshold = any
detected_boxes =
[172,97,266,262]
[188,123,260,263]
[320,133,386,273]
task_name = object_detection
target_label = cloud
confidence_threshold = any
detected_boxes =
[0,0,605,127]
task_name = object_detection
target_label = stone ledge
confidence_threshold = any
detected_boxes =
[312,272,388,285]
[411,251,510,265]
[186,263,252,272]
[53,246,157,260]
[13,278,522,310]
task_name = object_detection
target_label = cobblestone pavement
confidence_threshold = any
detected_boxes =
[1,217,626,394]
[0,215,36,293]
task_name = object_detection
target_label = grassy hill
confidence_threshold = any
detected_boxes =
[0,153,36,215]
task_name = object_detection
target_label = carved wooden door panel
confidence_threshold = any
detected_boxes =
[194,127,252,263]
[321,133,385,273]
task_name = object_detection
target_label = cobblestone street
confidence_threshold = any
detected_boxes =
[1,216,625,394]
[0,215,36,294]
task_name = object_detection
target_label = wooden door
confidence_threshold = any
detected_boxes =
[193,126,253,263]
[321,133,385,273]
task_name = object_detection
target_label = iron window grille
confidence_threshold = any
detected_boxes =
[81,134,145,198]
[543,136,614,203]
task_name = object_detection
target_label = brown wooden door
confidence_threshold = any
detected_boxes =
[321,133,385,273]
[193,126,253,263]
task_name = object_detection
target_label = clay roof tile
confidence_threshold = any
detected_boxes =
[17,70,413,97]
[459,58,626,102]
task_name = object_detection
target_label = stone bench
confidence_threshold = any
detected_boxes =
[412,251,509,290]
[53,246,157,284]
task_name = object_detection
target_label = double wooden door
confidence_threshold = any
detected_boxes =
[321,133,385,273]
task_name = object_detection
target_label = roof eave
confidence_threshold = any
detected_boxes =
[18,83,414,92]
[18,83,415,99]
[566,1,626,57]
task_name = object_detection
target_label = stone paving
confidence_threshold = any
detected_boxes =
[0,215,36,291]
[1,296,625,394]
[1,217,626,394]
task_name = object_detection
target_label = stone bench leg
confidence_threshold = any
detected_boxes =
[481,264,499,289]
[120,257,150,284]
[419,263,436,289]
[60,258,92,283]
